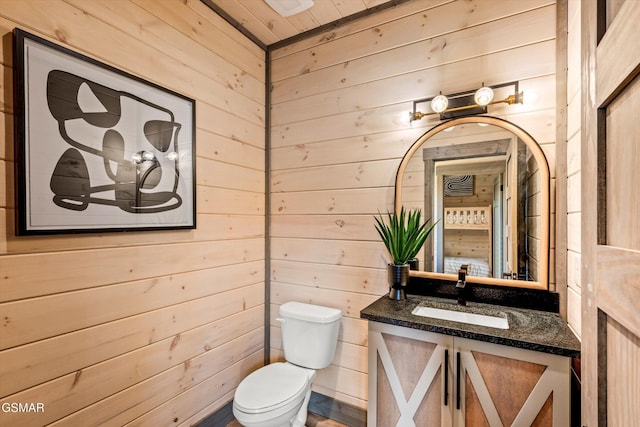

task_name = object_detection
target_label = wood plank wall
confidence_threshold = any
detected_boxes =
[270,0,559,409]
[565,0,582,338]
[0,1,265,425]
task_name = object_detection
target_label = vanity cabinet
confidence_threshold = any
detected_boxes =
[368,322,570,427]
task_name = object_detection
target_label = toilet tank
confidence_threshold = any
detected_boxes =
[278,302,342,369]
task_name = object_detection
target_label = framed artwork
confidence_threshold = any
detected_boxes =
[444,175,474,197]
[13,28,196,235]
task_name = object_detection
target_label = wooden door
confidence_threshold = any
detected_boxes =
[582,1,640,426]
[493,175,504,279]
[504,140,519,278]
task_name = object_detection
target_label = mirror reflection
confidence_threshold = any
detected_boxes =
[395,117,549,289]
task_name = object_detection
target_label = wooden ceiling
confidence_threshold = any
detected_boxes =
[203,0,400,48]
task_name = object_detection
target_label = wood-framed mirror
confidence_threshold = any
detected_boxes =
[395,116,550,290]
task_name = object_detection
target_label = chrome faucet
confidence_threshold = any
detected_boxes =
[456,264,470,306]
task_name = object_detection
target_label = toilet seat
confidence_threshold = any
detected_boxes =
[234,363,313,415]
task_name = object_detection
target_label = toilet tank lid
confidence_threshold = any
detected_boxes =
[280,302,342,323]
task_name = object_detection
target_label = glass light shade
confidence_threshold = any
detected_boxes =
[431,94,449,113]
[474,86,494,106]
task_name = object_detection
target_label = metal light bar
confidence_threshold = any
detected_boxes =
[410,81,523,122]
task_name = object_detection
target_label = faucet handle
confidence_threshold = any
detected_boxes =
[456,264,470,306]
[458,264,469,280]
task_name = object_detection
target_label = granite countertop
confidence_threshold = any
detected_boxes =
[360,294,581,358]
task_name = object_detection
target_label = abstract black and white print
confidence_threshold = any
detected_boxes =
[16,30,195,233]
[443,175,474,197]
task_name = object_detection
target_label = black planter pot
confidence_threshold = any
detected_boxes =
[387,263,410,300]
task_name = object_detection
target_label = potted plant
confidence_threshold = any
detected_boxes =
[374,207,437,300]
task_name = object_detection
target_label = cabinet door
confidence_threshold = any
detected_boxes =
[368,322,454,427]
[454,337,570,427]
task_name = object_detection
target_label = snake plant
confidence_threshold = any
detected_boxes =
[374,207,437,266]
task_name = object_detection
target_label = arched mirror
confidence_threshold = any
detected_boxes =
[395,116,550,290]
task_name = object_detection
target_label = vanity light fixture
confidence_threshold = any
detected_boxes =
[409,81,524,122]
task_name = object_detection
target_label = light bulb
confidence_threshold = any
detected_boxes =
[131,152,142,163]
[167,151,179,161]
[431,94,449,113]
[142,151,155,161]
[474,86,494,106]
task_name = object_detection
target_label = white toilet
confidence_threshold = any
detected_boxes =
[233,302,342,427]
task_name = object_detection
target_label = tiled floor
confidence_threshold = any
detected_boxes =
[226,412,349,427]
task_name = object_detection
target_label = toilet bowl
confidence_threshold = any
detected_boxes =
[232,302,342,427]
[233,362,315,427]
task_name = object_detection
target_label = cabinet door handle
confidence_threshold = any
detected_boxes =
[456,351,461,410]
[444,349,449,406]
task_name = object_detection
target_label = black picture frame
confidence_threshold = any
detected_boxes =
[13,28,196,235]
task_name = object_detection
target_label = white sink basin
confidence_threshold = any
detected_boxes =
[411,306,509,329]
